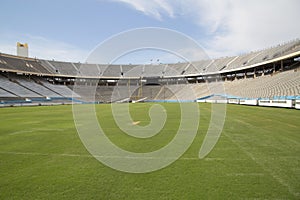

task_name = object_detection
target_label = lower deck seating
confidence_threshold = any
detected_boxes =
[0,75,41,97]
[0,88,16,97]
[38,79,80,98]
[223,69,300,98]
[0,69,299,102]
[7,74,60,97]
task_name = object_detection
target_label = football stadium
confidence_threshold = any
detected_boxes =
[0,38,300,199]
[1,1,300,199]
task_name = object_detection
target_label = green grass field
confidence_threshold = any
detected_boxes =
[0,103,299,199]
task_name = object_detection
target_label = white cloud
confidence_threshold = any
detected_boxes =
[113,0,175,20]
[0,33,89,62]
[112,0,300,58]
[202,0,300,57]
[2,1,299,62]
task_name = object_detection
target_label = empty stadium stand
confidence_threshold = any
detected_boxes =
[0,74,41,97]
[0,39,299,108]
[0,88,16,98]
[123,65,144,77]
[47,60,78,76]
[101,65,122,77]
[224,69,300,98]
[37,78,79,98]
[5,74,60,97]
[143,64,165,77]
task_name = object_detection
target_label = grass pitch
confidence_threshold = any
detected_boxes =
[0,103,299,199]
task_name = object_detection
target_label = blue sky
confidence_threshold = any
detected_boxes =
[0,0,299,64]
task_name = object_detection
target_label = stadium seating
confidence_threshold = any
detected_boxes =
[184,63,201,75]
[35,77,80,98]
[191,60,213,73]
[206,57,236,73]
[0,88,16,98]
[0,39,299,106]
[121,65,135,76]
[6,74,61,97]
[101,65,122,77]
[123,65,144,77]
[160,84,189,100]
[246,40,300,66]
[24,60,53,74]
[47,60,78,76]
[152,69,300,101]
[1,39,299,77]
[73,63,101,77]
[0,74,41,97]
[143,64,165,77]
[223,69,300,98]
[38,60,60,74]
[0,54,42,73]
[164,63,187,76]
[136,85,162,99]
[225,51,262,71]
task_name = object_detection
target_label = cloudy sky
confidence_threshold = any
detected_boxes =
[0,0,299,63]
